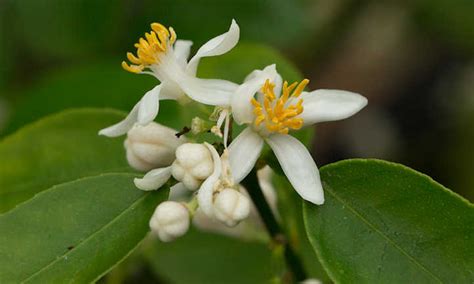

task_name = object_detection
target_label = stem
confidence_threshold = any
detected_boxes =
[242,169,307,282]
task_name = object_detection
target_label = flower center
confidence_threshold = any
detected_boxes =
[251,79,308,134]
[122,23,177,74]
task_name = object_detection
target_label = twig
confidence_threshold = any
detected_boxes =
[242,169,307,282]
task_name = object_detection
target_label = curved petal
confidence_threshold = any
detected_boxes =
[169,182,190,201]
[98,102,140,137]
[231,64,279,125]
[160,80,184,100]
[197,143,222,217]
[228,127,264,183]
[173,40,193,68]
[299,89,368,126]
[177,76,238,106]
[134,166,172,191]
[186,19,240,76]
[266,134,324,205]
[138,85,161,125]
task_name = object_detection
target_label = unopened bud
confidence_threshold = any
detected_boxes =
[149,201,190,242]
[125,122,186,171]
[213,188,251,227]
[171,143,214,190]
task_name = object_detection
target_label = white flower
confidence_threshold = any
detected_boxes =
[195,145,252,228]
[99,20,240,137]
[213,188,251,227]
[149,201,190,242]
[227,65,368,204]
[134,143,215,192]
[124,122,186,171]
[171,143,214,190]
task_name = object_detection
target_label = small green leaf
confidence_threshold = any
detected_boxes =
[0,173,166,283]
[304,159,474,283]
[144,229,276,284]
[0,108,132,213]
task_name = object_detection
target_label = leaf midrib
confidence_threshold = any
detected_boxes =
[20,177,149,283]
[324,184,444,283]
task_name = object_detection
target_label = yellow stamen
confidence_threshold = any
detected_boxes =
[122,22,177,74]
[251,79,309,134]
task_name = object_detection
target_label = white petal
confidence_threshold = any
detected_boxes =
[231,64,279,125]
[228,127,264,183]
[266,134,324,205]
[134,166,172,191]
[160,81,184,100]
[197,143,222,217]
[98,102,140,137]
[138,85,161,125]
[177,76,238,106]
[186,19,240,76]
[169,182,190,201]
[299,89,368,125]
[173,40,193,68]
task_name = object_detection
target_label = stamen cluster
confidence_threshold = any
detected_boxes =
[251,79,308,134]
[122,23,177,73]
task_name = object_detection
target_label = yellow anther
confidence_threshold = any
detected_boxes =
[251,79,309,134]
[122,22,177,74]
[122,61,144,74]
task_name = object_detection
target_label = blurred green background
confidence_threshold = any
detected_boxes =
[0,0,473,281]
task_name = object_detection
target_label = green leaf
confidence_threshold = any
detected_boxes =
[143,229,277,284]
[0,108,132,213]
[304,159,474,283]
[0,173,166,283]
[128,0,308,49]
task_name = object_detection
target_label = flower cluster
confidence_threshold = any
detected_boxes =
[99,20,367,241]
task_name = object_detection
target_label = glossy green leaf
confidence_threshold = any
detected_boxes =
[0,108,132,213]
[0,173,166,283]
[143,229,276,284]
[304,159,474,283]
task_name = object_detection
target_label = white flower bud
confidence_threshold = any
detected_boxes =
[149,201,190,242]
[213,188,251,227]
[124,122,186,171]
[171,143,214,191]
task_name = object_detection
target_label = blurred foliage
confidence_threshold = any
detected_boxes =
[2,42,301,135]
[412,0,474,53]
[143,229,278,283]
[444,110,474,202]
[273,174,330,282]
[2,62,155,135]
